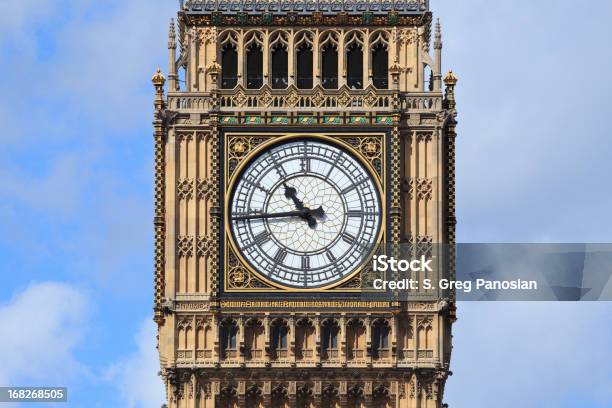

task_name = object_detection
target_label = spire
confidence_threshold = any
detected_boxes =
[168,18,176,49]
[433,18,443,91]
[434,18,442,50]
[168,17,178,91]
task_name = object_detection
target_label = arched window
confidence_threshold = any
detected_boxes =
[246,33,263,89]
[295,32,313,89]
[372,319,390,357]
[220,319,238,357]
[295,318,315,360]
[345,32,364,89]
[178,321,191,350]
[271,319,288,351]
[320,33,338,89]
[244,318,264,359]
[346,319,366,360]
[220,32,238,89]
[371,32,389,89]
[321,319,339,352]
[270,33,289,89]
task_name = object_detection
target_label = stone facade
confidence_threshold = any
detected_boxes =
[153,1,457,407]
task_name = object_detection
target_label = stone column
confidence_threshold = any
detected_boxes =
[237,30,244,87]
[364,29,371,88]
[288,29,295,87]
[313,29,320,87]
[338,29,346,88]
[263,30,270,87]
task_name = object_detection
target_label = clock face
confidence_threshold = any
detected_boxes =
[228,138,382,289]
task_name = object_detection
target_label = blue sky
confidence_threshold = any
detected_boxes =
[0,1,610,407]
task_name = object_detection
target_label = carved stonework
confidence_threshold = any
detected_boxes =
[416,178,433,201]
[197,27,217,44]
[226,247,272,289]
[196,177,215,201]
[156,1,456,406]
[177,236,194,258]
[227,135,271,178]
[402,176,434,202]
[416,132,433,143]
[196,236,214,258]
[177,178,194,201]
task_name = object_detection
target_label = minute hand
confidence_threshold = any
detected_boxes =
[232,209,311,221]
[232,207,325,221]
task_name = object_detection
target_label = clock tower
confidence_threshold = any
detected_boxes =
[153,1,457,407]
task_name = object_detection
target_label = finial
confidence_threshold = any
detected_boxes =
[207,61,221,75]
[168,18,176,49]
[152,66,166,87]
[434,18,442,49]
[389,60,402,75]
[444,70,458,86]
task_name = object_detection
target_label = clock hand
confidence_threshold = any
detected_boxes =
[283,183,326,227]
[307,206,325,228]
[283,183,305,210]
[232,206,326,226]
[232,209,311,221]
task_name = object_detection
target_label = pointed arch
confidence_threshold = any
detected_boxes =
[370,31,389,89]
[295,31,314,89]
[245,32,264,89]
[220,31,238,89]
[346,318,366,360]
[295,318,315,360]
[372,318,390,358]
[270,31,289,89]
[320,31,339,89]
[345,31,365,89]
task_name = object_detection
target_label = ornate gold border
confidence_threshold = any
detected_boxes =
[223,132,387,293]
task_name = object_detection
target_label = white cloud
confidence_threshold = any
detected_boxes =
[104,318,165,408]
[0,282,89,385]
[446,302,612,407]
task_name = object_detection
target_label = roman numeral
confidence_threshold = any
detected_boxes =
[341,178,368,195]
[341,184,356,195]
[300,157,311,173]
[325,250,337,263]
[253,231,271,246]
[243,178,269,194]
[273,248,288,264]
[347,210,364,218]
[342,232,356,245]
[326,152,344,177]
[301,256,310,270]
[266,151,287,178]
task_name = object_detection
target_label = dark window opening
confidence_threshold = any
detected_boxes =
[246,45,263,89]
[321,321,339,351]
[220,321,237,357]
[372,43,388,89]
[271,46,288,89]
[346,43,363,89]
[321,44,338,89]
[221,44,238,89]
[296,45,313,89]
[371,321,390,357]
[271,323,288,351]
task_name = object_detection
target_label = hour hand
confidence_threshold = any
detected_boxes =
[283,183,304,210]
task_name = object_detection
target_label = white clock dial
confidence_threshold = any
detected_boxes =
[229,139,382,288]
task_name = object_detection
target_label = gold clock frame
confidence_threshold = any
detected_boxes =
[223,132,388,293]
